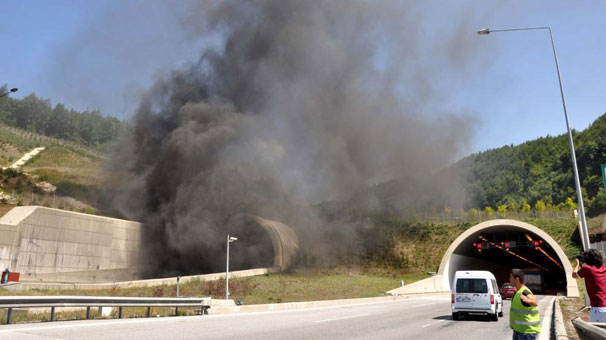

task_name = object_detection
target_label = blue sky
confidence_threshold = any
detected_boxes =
[1,1,605,156]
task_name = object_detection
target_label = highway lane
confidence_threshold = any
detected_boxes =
[0,294,555,340]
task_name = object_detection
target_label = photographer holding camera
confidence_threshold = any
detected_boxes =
[573,249,606,322]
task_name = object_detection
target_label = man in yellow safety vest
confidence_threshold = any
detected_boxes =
[509,268,541,340]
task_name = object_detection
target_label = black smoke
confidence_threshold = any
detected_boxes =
[107,0,481,277]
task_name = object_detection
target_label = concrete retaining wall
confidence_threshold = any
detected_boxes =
[0,206,299,285]
[387,275,448,295]
[2,267,281,291]
[0,206,140,275]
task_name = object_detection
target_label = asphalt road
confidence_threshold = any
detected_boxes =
[0,294,556,340]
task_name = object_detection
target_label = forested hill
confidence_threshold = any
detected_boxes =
[0,85,129,147]
[457,113,606,216]
[2,86,605,217]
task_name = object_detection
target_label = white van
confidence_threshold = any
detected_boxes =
[451,270,503,321]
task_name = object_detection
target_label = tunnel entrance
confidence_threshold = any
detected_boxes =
[224,214,300,271]
[225,215,276,271]
[438,219,577,297]
[449,227,565,294]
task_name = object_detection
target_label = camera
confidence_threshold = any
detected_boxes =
[577,252,588,263]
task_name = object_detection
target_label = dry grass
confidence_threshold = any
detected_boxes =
[559,278,590,340]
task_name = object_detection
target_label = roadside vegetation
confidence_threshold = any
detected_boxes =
[0,124,102,215]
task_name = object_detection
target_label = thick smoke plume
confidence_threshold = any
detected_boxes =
[108,0,479,276]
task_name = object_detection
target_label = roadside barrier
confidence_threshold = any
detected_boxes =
[572,317,606,340]
[0,296,211,324]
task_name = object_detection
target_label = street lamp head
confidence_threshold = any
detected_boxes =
[9,88,17,93]
[477,28,491,35]
[228,236,238,242]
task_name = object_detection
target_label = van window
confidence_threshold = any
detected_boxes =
[456,278,488,293]
[491,279,498,293]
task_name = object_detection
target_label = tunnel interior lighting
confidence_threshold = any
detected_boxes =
[525,234,563,270]
[477,235,549,272]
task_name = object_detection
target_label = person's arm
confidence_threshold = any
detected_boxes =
[520,290,538,307]
[573,259,583,278]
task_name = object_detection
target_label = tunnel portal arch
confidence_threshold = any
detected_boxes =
[438,219,578,297]
[226,214,299,271]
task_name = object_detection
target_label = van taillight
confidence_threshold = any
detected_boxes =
[490,294,494,304]
[451,293,455,304]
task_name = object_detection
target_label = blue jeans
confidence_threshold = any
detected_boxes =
[512,331,538,340]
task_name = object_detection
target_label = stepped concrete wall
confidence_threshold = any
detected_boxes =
[0,206,140,276]
[0,207,299,283]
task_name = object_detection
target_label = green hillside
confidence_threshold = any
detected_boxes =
[458,113,606,216]
[0,85,128,148]
[0,122,101,214]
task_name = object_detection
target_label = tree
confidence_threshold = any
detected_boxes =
[565,197,577,211]
[535,200,546,212]
[497,204,508,214]
[0,91,129,146]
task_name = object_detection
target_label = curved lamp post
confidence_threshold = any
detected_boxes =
[226,235,238,299]
[477,27,590,250]
[0,88,18,98]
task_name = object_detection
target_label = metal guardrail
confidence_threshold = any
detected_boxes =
[0,296,211,324]
[572,317,606,340]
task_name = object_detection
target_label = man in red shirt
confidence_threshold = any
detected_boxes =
[573,249,606,322]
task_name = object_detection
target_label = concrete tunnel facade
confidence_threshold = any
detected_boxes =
[226,214,300,271]
[390,219,579,297]
[0,207,300,283]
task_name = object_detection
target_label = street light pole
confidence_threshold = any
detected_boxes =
[0,88,18,98]
[226,235,237,300]
[477,27,590,250]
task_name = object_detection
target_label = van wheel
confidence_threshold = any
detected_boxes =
[491,312,498,321]
[498,304,503,317]
[452,312,460,320]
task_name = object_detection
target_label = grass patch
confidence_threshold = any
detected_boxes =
[239,270,422,304]
[0,270,417,303]
[25,144,100,170]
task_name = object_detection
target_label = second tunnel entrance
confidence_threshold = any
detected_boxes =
[438,219,577,296]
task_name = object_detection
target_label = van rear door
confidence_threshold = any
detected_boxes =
[455,278,477,309]
[456,278,489,310]
[473,279,492,310]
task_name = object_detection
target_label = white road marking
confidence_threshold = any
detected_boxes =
[421,319,447,328]
[315,314,369,323]
[410,303,437,308]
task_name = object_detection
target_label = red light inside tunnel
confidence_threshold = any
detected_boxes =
[534,241,539,246]
[540,240,543,244]
[505,242,510,247]
[473,243,477,247]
